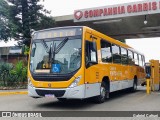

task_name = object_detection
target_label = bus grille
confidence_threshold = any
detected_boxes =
[35,89,65,97]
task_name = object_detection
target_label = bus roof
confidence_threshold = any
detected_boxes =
[33,26,83,33]
[83,26,144,56]
[34,26,144,55]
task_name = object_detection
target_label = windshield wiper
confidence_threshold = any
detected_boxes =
[40,39,50,53]
[55,37,68,54]
[49,37,69,64]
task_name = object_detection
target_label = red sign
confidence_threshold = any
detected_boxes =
[74,11,83,20]
[74,0,160,22]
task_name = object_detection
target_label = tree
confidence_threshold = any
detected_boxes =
[27,0,54,30]
[0,0,13,42]
[8,0,55,46]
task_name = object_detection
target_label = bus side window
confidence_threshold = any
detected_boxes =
[101,40,112,63]
[142,55,145,66]
[128,50,134,65]
[112,45,121,64]
[121,47,128,65]
[85,40,98,67]
[139,55,143,67]
[134,53,139,66]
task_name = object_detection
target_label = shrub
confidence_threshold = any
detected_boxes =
[0,61,27,87]
[0,62,13,86]
[9,61,27,86]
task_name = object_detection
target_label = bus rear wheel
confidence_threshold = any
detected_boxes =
[131,78,137,92]
[94,82,107,103]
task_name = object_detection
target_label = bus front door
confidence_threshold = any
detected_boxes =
[84,33,100,98]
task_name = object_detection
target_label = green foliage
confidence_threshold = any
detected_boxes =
[16,61,27,83]
[0,61,27,87]
[21,65,27,83]
[0,62,13,86]
[35,15,55,31]
[0,0,14,42]
[7,0,55,46]
[0,0,55,45]
[22,45,30,55]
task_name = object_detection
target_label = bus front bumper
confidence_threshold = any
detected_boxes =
[28,85,85,99]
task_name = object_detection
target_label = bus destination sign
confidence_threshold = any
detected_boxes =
[33,28,82,39]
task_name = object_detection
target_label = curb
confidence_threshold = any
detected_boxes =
[0,91,28,96]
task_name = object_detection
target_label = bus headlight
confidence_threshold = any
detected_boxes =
[28,78,33,87]
[69,76,82,88]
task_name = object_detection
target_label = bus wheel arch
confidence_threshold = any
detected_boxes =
[94,76,110,103]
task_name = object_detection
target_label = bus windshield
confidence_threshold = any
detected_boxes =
[30,37,82,74]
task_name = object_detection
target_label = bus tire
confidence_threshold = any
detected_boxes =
[57,98,67,102]
[94,82,107,103]
[131,78,137,92]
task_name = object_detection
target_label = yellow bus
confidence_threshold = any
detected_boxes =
[28,26,145,103]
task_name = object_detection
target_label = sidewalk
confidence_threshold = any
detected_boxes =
[0,89,28,96]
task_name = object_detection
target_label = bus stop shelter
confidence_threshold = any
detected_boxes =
[53,0,160,40]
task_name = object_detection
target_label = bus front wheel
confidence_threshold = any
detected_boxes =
[94,82,107,103]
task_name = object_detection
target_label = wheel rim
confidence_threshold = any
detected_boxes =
[100,86,106,100]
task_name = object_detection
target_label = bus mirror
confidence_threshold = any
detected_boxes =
[31,48,36,57]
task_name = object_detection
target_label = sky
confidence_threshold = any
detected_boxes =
[1,0,160,62]
[42,0,143,17]
[126,38,160,62]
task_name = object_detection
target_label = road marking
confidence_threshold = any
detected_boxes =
[0,91,28,96]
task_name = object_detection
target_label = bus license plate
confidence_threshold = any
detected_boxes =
[45,94,55,98]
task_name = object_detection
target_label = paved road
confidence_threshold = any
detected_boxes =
[1,87,160,120]
[0,87,160,111]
